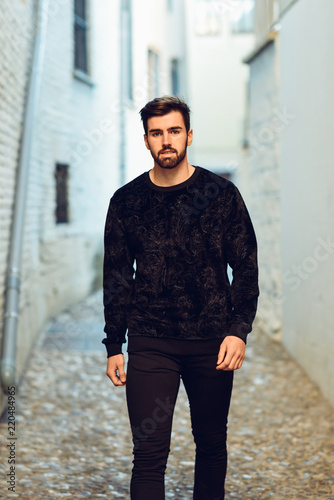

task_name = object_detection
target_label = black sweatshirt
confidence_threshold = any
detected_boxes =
[102,166,259,357]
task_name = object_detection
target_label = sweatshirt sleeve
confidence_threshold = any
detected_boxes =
[224,183,259,343]
[102,197,135,357]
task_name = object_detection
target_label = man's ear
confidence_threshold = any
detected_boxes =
[144,134,150,150]
[187,129,193,147]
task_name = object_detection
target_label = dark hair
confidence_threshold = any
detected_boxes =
[139,95,191,135]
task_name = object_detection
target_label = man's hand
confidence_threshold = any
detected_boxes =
[216,336,245,371]
[106,354,126,386]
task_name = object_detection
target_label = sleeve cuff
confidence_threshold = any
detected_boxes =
[227,323,251,344]
[106,343,123,357]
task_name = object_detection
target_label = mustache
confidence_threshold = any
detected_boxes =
[159,147,177,154]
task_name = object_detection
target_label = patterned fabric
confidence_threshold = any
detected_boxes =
[102,166,259,356]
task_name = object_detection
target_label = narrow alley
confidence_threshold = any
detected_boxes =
[1,1,334,499]
[0,290,333,500]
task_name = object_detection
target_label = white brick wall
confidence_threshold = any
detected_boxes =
[246,39,282,338]
[0,0,121,399]
[0,0,37,409]
[0,2,36,337]
[17,0,122,371]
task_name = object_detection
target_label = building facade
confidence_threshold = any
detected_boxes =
[243,2,282,339]
[0,0,190,409]
[244,0,334,405]
[0,0,121,409]
[0,0,40,407]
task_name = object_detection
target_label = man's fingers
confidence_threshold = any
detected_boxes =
[220,352,234,370]
[106,366,120,385]
[226,352,245,370]
[118,364,127,383]
[216,345,227,365]
[216,336,246,371]
[106,355,126,386]
[224,354,241,371]
[217,356,240,371]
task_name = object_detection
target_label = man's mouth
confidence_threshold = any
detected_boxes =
[160,150,176,155]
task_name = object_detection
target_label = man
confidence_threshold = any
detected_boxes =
[102,96,259,499]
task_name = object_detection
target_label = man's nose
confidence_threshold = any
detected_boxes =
[162,132,171,145]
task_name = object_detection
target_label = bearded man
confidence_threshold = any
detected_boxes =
[102,96,259,500]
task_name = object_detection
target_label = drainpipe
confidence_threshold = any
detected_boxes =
[0,0,49,393]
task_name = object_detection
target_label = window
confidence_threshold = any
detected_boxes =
[55,163,69,224]
[121,0,133,100]
[171,59,180,96]
[148,49,159,100]
[74,0,89,73]
[230,0,254,34]
[195,0,221,36]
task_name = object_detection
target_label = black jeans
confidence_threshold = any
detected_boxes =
[125,336,234,500]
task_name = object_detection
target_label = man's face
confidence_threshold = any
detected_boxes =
[144,111,193,169]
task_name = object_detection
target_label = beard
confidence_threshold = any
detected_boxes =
[149,141,187,169]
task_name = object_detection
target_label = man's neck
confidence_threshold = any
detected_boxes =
[149,162,195,187]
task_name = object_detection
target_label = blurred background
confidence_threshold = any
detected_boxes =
[0,0,333,412]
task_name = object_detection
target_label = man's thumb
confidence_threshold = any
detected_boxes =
[119,366,126,381]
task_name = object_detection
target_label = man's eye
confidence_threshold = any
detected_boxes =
[152,132,161,137]
[171,130,179,134]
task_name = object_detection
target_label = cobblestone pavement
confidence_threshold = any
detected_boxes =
[1,290,333,500]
